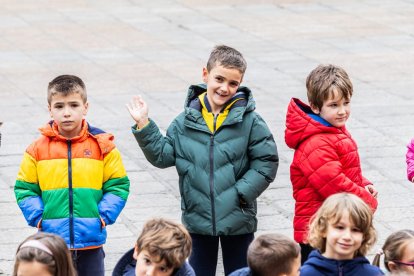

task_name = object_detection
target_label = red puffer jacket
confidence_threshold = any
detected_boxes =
[285,98,378,243]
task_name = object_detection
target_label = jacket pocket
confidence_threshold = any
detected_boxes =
[36,218,43,230]
[99,217,106,232]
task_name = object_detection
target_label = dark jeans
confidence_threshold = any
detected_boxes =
[189,233,254,276]
[72,247,105,276]
[300,243,314,265]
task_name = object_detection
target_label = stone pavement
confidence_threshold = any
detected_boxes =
[1,0,414,274]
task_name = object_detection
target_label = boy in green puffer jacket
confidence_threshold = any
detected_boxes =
[127,45,279,276]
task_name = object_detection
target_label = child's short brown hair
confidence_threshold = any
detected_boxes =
[206,45,247,74]
[306,64,353,110]
[47,75,87,104]
[308,193,376,257]
[247,233,300,276]
[136,218,192,269]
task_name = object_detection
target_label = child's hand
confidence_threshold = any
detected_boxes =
[365,184,378,198]
[126,95,149,129]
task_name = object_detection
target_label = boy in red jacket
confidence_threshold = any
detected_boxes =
[284,64,378,264]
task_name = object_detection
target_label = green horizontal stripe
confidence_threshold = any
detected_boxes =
[42,189,69,219]
[15,180,41,203]
[103,176,129,200]
[42,188,102,219]
[73,188,102,218]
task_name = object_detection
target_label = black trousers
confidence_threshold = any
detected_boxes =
[189,233,254,276]
[300,243,314,265]
[71,247,105,276]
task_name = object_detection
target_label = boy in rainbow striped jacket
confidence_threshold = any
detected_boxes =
[14,75,130,276]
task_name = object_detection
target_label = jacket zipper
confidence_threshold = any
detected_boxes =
[67,140,74,248]
[209,114,218,235]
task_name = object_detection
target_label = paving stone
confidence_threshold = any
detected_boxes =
[1,0,414,275]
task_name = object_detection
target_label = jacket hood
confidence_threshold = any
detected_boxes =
[39,120,114,155]
[185,83,255,111]
[183,84,255,129]
[302,250,383,275]
[285,98,343,149]
[228,267,252,276]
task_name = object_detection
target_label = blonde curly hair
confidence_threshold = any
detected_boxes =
[307,193,376,257]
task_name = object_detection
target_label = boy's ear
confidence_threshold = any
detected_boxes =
[48,105,53,118]
[83,102,89,116]
[202,67,208,83]
[133,244,139,260]
[310,103,320,114]
[321,228,328,238]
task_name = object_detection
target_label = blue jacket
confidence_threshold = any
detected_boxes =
[301,250,384,276]
[112,248,195,276]
[229,267,252,276]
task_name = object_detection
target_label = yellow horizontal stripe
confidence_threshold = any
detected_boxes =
[103,149,127,182]
[73,158,103,189]
[17,152,38,184]
[37,159,67,190]
[37,158,103,190]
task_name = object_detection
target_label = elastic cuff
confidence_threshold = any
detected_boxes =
[136,118,150,130]
[100,217,106,227]
[36,218,42,229]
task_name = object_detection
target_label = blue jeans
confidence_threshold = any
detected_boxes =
[71,247,105,276]
[189,233,254,276]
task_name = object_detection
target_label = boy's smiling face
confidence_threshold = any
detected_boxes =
[311,89,351,128]
[202,63,243,115]
[48,92,88,139]
[322,211,363,260]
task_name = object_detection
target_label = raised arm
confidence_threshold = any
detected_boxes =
[128,95,176,168]
[127,95,150,129]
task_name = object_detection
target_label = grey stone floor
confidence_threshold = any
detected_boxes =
[1,0,414,275]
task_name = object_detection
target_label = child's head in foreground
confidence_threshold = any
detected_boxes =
[133,218,192,276]
[47,75,89,139]
[308,193,376,260]
[373,229,414,275]
[247,233,301,276]
[306,64,353,128]
[13,232,76,276]
[202,45,247,114]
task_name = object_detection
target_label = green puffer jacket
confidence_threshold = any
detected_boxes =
[132,84,278,236]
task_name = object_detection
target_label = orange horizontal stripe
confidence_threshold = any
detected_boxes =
[69,244,103,251]
[31,136,109,161]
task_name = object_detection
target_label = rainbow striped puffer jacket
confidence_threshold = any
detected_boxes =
[15,120,130,249]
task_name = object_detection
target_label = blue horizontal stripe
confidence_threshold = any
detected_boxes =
[98,193,126,225]
[18,196,44,227]
[41,217,106,249]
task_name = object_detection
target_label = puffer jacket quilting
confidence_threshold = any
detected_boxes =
[132,84,279,236]
[15,120,130,249]
[284,98,377,243]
